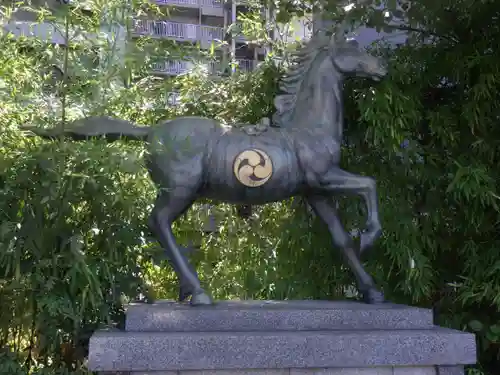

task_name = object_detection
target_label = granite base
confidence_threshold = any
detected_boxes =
[121,366,465,374]
[90,301,475,375]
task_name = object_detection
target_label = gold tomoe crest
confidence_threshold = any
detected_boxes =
[233,149,273,187]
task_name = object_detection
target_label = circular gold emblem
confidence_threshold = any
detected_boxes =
[233,149,273,187]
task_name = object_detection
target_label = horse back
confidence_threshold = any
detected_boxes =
[203,127,303,204]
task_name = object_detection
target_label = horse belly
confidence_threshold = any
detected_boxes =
[204,134,301,204]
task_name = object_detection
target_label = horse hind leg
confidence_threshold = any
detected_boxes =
[149,190,212,305]
[306,194,384,304]
[149,202,198,302]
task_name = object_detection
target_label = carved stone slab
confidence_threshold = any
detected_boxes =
[125,300,434,332]
[88,300,476,373]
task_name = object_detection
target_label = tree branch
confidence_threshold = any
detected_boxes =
[380,23,459,44]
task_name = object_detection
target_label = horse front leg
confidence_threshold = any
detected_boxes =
[318,167,382,254]
[306,194,384,304]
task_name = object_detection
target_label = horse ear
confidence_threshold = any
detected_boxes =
[346,38,359,47]
[330,20,348,47]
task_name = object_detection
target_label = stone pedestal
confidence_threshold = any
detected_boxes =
[88,300,476,375]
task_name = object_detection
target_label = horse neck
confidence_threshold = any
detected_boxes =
[285,60,344,142]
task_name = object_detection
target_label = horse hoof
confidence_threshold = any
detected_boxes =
[178,286,193,302]
[190,290,213,306]
[362,289,385,304]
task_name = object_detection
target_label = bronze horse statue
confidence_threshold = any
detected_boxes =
[22,30,388,305]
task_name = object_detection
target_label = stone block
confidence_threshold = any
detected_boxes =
[437,366,464,375]
[393,367,436,375]
[290,367,393,375]
[125,368,449,375]
[180,370,290,375]
[125,300,434,332]
[88,327,476,372]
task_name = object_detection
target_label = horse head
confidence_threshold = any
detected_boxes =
[327,30,388,82]
[273,24,388,133]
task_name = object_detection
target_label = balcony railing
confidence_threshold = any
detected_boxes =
[152,60,215,75]
[153,0,197,5]
[166,91,181,106]
[201,0,223,7]
[152,60,194,75]
[200,25,224,42]
[151,58,255,75]
[152,0,222,7]
[236,59,253,72]
[134,19,224,42]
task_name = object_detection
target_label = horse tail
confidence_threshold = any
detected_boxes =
[20,116,151,142]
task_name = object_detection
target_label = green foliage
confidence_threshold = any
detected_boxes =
[174,61,281,123]
[0,2,174,373]
[339,2,500,374]
[0,135,152,373]
[1,0,500,374]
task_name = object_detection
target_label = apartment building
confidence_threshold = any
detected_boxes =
[2,0,69,44]
[2,0,409,109]
[3,1,282,89]
[133,0,275,78]
[1,0,286,106]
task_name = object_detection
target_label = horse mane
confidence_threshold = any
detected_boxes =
[272,33,332,128]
